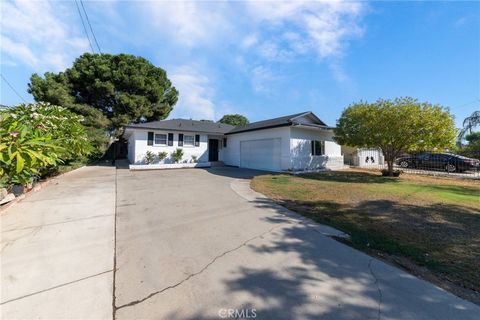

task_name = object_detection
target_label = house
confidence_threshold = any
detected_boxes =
[341,146,384,167]
[123,111,344,172]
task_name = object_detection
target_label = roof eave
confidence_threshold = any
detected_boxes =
[225,123,292,135]
[291,123,335,130]
[124,125,229,135]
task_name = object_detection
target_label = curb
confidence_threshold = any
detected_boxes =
[0,166,86,213]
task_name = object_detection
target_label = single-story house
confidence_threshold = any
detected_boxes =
[123,111,344,172]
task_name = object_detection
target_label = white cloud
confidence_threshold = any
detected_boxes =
[143,1,232,47]
[0,35,38,67]
[137,0,366,86]
[169,66,217,120]
[251,66,280,93]
[241,34,258,49]
[0,0,90,71]
[245,0,365,59]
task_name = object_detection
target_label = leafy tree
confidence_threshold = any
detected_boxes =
[457,111,480,145]
[456,132,480,159]
[28,53,179,155]
[334,97,457,176]
[465,132,480,144]
[218,114,249,126]
[0,103,92,186]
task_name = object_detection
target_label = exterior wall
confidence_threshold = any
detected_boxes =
[289,127,343,170]
[223,127,292,170]
[128,125,344,171]
[130,129,209,164]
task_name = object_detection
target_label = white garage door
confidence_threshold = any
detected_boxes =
[240,138,282,171]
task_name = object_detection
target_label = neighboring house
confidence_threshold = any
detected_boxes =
[342,146,384,167]
[123,111,344,172]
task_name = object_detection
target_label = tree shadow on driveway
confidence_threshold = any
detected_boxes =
[161,198,478,319]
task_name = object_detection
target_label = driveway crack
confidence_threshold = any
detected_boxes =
[115,224,286,311]
[368,258,382,320]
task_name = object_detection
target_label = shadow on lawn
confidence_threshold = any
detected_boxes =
[275,198,480,293]
[299,171,398,184]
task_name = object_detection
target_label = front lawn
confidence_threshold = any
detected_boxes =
[251,170,480,303]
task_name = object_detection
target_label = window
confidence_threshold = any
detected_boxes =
[154,134,167,145]
[311,140,325,156]
[184,135,195,146]
[223,138,227,148]
[417,153,431,160]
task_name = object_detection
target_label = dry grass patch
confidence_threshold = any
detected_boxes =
[251,170,480,303]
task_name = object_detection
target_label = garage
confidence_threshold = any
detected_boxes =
[240,138,282,171]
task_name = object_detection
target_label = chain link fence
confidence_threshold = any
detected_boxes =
[343,148,480,179]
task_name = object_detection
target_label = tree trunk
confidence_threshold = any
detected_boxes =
[387,159,394,176]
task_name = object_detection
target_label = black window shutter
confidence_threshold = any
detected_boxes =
[147,132,154,146]
[223,138,227,148]
[195,134,200,147]
[311,140,314,155]
[168,133,174,146]
[178,134,184,146]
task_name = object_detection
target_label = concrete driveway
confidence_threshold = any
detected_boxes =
[1,165,115,319]
[114,166,480,320]
[2,165,479,319]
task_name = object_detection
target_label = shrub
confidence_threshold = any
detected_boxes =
[0,103,92,186]
[381,169,401,177]
[145,151,155,164]
[158,151,168,162]
[171,148,184,163]
[191,155,198,163]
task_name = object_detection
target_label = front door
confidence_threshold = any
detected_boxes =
[208,139,219,161]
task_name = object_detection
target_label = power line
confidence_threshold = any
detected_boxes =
[0,74,27,103]
[74,0,95,53]
[80,0,102,53]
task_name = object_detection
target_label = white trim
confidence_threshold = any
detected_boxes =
[129,162,211,170]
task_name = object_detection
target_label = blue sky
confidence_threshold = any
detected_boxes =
[1,1,478,128]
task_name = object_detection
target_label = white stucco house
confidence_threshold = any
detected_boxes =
[123,111,344,172]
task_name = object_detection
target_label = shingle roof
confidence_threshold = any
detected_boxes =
[124,111,329,136]
[226,111,327,134]
[125,119,234,134]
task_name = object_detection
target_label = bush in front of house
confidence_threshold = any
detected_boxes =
[191,155,198,163]
[0,103,92,188]
[171,148,184,163]
[145,151,155,164]
[158,151,168,162]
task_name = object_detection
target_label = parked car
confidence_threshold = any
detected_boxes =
[395,152,480,173]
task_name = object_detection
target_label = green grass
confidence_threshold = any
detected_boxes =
[251,171,480,302]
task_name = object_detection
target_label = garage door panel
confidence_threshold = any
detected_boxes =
[240,138,281,171]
